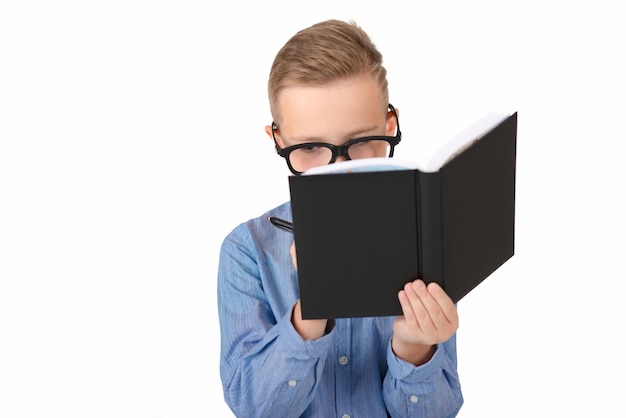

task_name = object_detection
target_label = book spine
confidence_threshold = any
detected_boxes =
[417,171,444,287]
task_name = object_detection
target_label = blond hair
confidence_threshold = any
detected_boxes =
[268,19,389,123]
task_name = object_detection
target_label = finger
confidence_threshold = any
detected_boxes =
[289,242,298,270]
[426,282,458,324]
[398,287,417,324]
[405,280,436,332]
[411,279,458,332]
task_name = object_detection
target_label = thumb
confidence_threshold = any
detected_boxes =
[289,242,298,270]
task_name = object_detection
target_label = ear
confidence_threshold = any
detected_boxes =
[265,124,285,148]
[386,107,399,136]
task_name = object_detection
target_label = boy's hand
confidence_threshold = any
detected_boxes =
[289,242,298,270]
[391,279,458,366]
[289,242,329,340]
[291,299,328,340]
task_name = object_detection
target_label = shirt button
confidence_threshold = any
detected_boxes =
[341,415,351,418]
[410,395,419,403]
[288,380,297,387]
[339,355,349,365]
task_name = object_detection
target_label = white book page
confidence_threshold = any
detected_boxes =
[420,112,510,172]
[302,157,419,175]
[303,112,510,175]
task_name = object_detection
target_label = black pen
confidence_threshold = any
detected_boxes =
[268,216,294,233]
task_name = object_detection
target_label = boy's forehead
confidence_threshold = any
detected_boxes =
[277,82,386,142]
[275,76,385,135]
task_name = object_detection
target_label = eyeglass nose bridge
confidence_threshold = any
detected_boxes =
[329,143,353,163]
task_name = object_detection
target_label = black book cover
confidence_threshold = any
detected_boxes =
[289,113,517,319]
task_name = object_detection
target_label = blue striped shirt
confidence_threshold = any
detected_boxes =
[218,202,463,417]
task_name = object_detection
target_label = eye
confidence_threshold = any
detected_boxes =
[301,145,321,153]
[350,140,371,148]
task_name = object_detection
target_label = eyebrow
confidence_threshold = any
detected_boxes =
[287,124,381,144]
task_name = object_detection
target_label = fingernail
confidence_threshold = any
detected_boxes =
[413,280,425,289]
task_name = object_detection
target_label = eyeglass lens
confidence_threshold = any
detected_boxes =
[288,139,392,173]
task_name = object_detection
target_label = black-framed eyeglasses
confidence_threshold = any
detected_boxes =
[272,103,401,175]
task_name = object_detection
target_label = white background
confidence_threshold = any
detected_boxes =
[1,1,624,417]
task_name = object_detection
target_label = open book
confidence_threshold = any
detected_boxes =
[289,112,517,319]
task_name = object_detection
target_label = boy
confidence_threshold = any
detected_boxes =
[218,19,463,417]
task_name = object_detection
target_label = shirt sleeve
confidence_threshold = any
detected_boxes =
[383,337,464,418]
[218,224,333,418]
